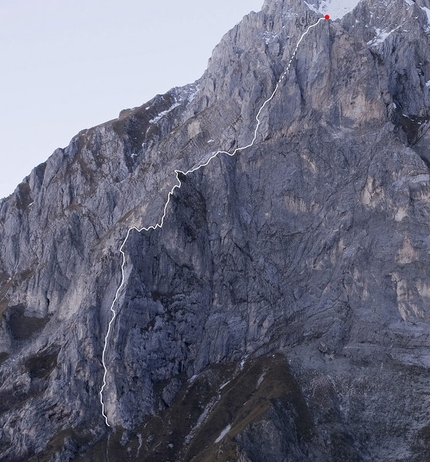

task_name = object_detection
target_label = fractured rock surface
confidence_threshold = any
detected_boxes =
[1,0,430,460]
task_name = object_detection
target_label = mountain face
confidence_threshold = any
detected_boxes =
[1,0,430,460]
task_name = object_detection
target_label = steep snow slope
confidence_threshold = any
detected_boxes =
[305,0,362,19]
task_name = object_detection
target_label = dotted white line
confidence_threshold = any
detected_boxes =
[99,16,326,428]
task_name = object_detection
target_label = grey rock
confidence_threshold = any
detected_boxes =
[1,0,430,460]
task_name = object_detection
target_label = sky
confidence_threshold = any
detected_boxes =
[0,0,263,199]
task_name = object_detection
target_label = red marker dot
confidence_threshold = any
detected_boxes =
[325,14,330,20]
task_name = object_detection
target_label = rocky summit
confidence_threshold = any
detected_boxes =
[1,0,430,460]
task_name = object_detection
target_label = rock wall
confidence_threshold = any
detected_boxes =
[1,0,430,460]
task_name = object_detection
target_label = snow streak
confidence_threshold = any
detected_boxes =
[99,16,326,428]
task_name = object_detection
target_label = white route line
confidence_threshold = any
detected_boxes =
[99,16,326,428]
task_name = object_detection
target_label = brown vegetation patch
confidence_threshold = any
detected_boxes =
[64,355,314,461]
[15,181,32,211]
[187,354,314,462]
[394,106,430,145]
[28,426,99,462]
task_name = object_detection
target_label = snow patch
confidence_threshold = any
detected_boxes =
[220,380,231,390]
[426,80,430,88]
[136,434,143,458]
[185,396,219,444]
[149,102,180,124]
[367,25,401,46]
[421,7,430,28]
[257,372,266,388]
[215,424,231,443]
[262,30,278,44]
[184,84,200,103]
[304,0,361,20]
[175,83,200,104]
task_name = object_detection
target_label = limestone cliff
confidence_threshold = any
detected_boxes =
[1,0,430,460]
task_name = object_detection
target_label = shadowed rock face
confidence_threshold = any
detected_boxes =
[1,0,430,460]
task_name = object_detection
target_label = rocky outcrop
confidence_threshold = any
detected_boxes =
[1,0,430,460]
